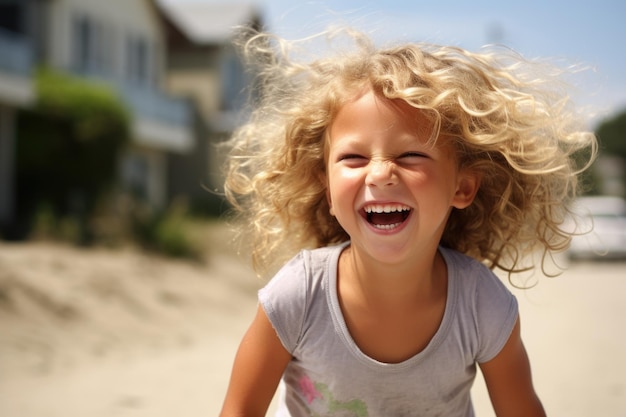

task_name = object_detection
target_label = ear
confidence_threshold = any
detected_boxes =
[452,170,480,209]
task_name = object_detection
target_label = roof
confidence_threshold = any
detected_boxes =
[157,1,262,44]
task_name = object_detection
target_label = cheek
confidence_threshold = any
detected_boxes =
[326,169,356,213]
[327,168,359,198]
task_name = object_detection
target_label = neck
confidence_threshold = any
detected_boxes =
[339,243,446,305]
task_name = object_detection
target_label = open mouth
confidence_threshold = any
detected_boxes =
[363,204,412,230]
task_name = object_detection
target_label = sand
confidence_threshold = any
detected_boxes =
[0,223,624,416]
[0,222,260,416]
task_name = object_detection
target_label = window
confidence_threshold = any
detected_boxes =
[220,49,246,111]
[73,15,93,72]
[72,13,110,74]
[126,34,152,85]
[0,1,22,34]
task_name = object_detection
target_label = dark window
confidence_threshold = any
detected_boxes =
[0,2,22,34]
[126,35,152,85]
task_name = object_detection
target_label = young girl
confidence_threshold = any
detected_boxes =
[220,28,597,417]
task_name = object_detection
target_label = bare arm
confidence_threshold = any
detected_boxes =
[479,317,547,417]
[219,304,293,417]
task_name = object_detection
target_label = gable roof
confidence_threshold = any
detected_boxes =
[157,1,262,44]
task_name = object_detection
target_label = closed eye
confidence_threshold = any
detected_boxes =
[338,153,365,160]
[398,152,428,161]
[337,153,369,169]
[337,154,368,165]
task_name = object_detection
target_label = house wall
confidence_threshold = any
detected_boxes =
[45,0,164,85]
[164,32,254,208]
[165,47,221,207]
[0,71,35,105]
[168,67,220,118]
[167,47,221,116]
[167,104,212,208]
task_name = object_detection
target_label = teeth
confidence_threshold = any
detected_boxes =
[372,222,403,230]
[364,204,411,214]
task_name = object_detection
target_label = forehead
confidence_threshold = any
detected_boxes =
[328,90,435,144]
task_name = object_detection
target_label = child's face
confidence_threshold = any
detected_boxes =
[325,90,478,265]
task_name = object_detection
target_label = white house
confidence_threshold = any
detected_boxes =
[39,0,195,209]
[1,0,262,238]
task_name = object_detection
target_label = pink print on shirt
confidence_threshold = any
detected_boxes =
[297,375,368,417]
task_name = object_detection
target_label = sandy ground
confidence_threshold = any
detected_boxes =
[0,222,625,416]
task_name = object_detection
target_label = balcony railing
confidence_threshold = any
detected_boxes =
[0,27,34,74]
[73,68,191,129]
[118,81,191,127]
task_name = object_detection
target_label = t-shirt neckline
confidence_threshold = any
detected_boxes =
[326,242,458,371]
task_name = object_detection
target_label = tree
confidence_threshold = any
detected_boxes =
[594,109,626,196]
[596,110,626,157]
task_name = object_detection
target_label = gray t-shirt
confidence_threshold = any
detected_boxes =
[259,242,518,417]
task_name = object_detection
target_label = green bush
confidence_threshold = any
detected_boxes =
[13,69,204,259]
[132,200,202,260]
[15,68,130,242]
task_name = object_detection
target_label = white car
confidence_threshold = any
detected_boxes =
[568,196,626,260]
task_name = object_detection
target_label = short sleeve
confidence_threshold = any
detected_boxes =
[258,251,309,354]
[474,266,519,363]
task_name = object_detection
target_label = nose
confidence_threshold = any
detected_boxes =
[365,159,397,187]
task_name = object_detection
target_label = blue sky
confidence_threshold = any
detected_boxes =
[163,0,626,127]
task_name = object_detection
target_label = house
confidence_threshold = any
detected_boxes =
[1,0,196,232]
[39,0,195,210]
[0,0,37,232]
[1,0,261,240]
[154,1,263,209]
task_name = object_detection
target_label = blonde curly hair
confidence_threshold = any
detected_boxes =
[224,28,597,277]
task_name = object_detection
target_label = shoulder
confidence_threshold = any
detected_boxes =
[439,246,488,274]
[260,243,345,297]
[440,246,519,363]
[440,246,512,298]
[258,243,346,352]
